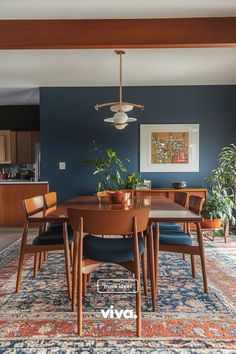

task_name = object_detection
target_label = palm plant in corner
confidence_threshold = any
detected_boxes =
[85,141,144,192]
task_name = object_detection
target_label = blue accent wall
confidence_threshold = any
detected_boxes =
[40,86,236,202]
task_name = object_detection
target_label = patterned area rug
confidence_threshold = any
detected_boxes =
[0,234,236,353]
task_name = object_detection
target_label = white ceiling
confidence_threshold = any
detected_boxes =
[1,0,236,19]
[0,1,236,105]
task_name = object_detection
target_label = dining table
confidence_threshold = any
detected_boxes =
[28,194,203,311]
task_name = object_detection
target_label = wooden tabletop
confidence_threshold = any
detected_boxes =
[28,195,202,223]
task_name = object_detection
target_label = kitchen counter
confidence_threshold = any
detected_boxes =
[0,180,48,184]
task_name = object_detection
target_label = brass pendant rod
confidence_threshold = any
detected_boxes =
[119,52,122,108]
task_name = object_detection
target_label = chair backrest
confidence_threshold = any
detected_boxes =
[174,191,188,208]
[67,207,150,235]
[22,195,44,217]
[189,195,205,215]
[44,192,57,209]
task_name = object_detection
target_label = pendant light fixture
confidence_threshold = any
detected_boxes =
[95,50,144,130]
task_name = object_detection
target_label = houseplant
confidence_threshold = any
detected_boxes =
[85,141,144,192]
[206,144,236,203]
[203,144,236,227]
[201,191,235,228]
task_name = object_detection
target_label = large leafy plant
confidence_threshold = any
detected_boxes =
[201,192,235,225]
[85,142,144,191]
[204,144,236,224]
[206,144,236,199]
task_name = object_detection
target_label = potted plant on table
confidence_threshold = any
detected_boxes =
[85,141,144,196]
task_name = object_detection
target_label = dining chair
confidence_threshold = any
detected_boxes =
[67,207,150,337]
[44,192,74,265]
[159,191,188,231]
[96,190,133,239]
[16,195,73,297]
[44,191,61,230]
[155,195,207,293]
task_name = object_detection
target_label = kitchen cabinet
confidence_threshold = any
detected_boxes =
[0,130,16,164]
[0,181,49,226]
[17,131,40,164]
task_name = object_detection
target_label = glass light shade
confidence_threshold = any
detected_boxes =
[113,111,128,124]
[110,104,134,113]
[114,123,128,130]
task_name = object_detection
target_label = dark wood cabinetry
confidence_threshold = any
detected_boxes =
[135,188,207,206]
[16,131,40,164]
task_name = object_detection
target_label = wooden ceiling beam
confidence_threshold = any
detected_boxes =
[0,18,236,49]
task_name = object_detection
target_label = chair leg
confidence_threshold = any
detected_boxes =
[83,273,87,297]
[34,253,39,277]
[133,222,142,337]
[182,254,185,260]
[16,249,25,293]
[141,251,148,296]
[39,252,43,269]
[16,222,28,293]
[63,223,72,298]
[135,273,142,337]
[190,255,196,278]
[77,222,83,336]
[147,223,156,312]
[72,233,79,312]
[43,251,47,262]
[153,223,159,303]
[70,242,74,269]
[196,223,208,293]
[78,271,83,336]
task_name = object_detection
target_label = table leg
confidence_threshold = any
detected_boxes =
[154,222,159,298]
[196,222,208,294]
[147,222,156,311]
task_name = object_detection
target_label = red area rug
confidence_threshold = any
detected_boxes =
[0,235,236,353]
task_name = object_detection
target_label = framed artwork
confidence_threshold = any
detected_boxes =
[140,124,199,172]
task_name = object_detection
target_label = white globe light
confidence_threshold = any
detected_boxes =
[113,111,128,124]
[114,123,128,130]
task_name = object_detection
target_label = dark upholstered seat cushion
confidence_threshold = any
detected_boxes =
[32,229,74,246]
[159,222,183,231]
[151,222,183,233]
[83,235,144,263]
[47,223,72,232]
[159,231,193,246]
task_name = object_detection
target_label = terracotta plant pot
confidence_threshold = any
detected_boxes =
[107,190,131,204]
[201,218,222,229]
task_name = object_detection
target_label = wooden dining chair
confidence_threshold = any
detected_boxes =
[159,191,188,231]
[96,190,133,239]
[155,195,207,293]
[44,192,74,265]
[16,195,73,297]
[67,207,150,337]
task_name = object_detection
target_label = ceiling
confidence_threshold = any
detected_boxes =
[0,1,236,105]
[1,0,236,19]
